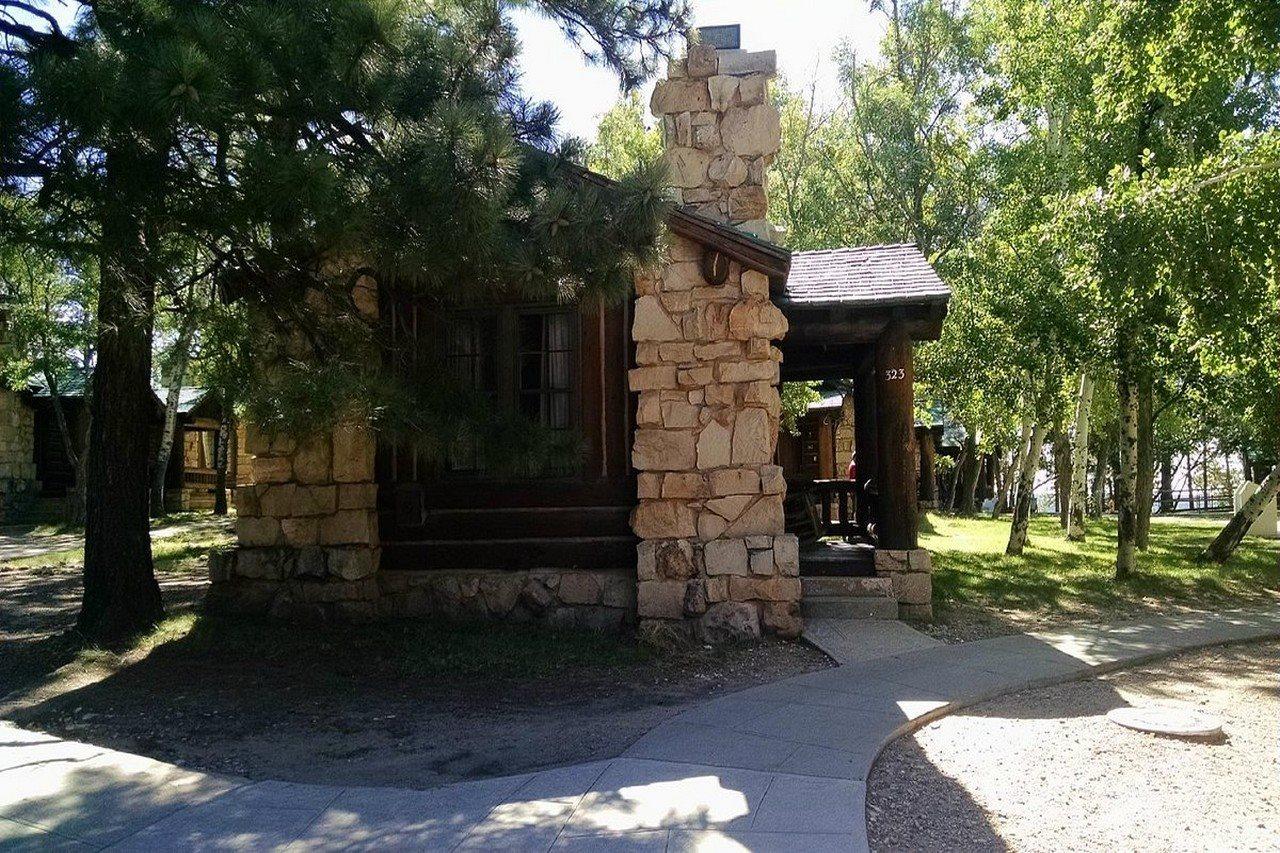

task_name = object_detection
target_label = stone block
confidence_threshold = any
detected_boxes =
[721,103,781,157]
[234,548,289,580]
[705,493,752,522]
[632,429,697,471]
[293,545,327,577]
[697,510,728,541]
[741,270,770,298]
[637,580,686,620]
[663,146,714,188]
[637,541,657,580]
[890,571,932,606]
[738,73,768,105]
[338,482,377,510]
[749,548,774,576]
[638,472,663,500]
[293,434,332,484]
[600,572,636,608]
[658,342,696,363]
[631,500,697,539]
[678,366,714,387]
[655,539,696,580]
[704,538,749,576]
[662,472,707,499]
[559,572,602,605]
[717,359,778,384]
[686,43,718,78]
[696,419,732,469]
[651,79,711,113]
[717,49,776,77]
[709,468,760,496]
[727,303,788,341]
[252,455,293,484]
[663,261,704,291]
[724,494,785,537]
[728,185,768,221]
[705,576,729,602]
[629,365,678,392]
[899,603,934,621]
[760,601,803,639]
[699,601,760,643]
[236,516,281,547]
[774,533,799,576]
[694,341,743,360]
[292,484,337,516]
[875,549,910,574]
[661,400,699,429]
[633,295,684,341]
[760,464,786,495]
[707,75,740,111]
[319,509,376,545]
[281,516,320,546]
[234,486,261,516]
[909,549,933,572]
[731,407,773,465]
[330,547,379,581]
[708,153,748,187]
[683,579,708,616]
[729,575,800,602]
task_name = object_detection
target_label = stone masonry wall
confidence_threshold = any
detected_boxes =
[630,42,801,643]
[209,276,383,620]
[0,390,37,520]
[874,549,933,620]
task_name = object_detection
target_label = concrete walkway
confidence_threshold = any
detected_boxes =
[802,618,942,665]
[3,607,1279,851]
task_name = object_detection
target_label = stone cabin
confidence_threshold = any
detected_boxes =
[211,31,952,642]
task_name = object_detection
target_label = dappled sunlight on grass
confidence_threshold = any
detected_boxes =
[923,514,1280,620]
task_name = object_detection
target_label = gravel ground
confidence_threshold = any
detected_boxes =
[867,639,1280,852]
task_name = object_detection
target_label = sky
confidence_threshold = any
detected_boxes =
[511,1,886,142]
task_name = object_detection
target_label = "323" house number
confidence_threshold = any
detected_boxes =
[883,368,907,381]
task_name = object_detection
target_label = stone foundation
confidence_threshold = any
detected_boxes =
[0,390,37,521]
[378,568,635,631]
[874,548,934,620]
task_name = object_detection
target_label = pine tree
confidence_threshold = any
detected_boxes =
[1,0,688,646]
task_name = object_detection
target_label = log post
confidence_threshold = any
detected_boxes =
[853,350,879,536]
[874,321,918,550]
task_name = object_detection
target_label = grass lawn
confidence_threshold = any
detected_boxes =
[921,513,1280,638]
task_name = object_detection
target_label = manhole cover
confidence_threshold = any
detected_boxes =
[1107,705,1223,737]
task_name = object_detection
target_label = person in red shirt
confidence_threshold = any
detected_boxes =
[847,453,857,481]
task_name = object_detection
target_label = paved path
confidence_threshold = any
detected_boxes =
[0,518,231,563]
[802,618,941,665]
[3,607,1278,851]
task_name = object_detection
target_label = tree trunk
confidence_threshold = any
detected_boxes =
[150,320,196,517]
[1005,420,1032,513]
[956,428,981,516]
[68,407,90,526]
[1134,376,1155,549]
[1066,374,1095,539]
[1199,462,1280,563]
[1184,451,1196,511]
[213,399,230,516]
[1115,370,1140,579]
[1053,430,1072,529]
[1006,422,1048,555]
[78,150,163,647]
[1157,458,1172,512]
[993,445,1015,517]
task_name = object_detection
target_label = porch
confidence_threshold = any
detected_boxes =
[774,245,949,584]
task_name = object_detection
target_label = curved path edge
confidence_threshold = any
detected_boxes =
[3,607,1278,851]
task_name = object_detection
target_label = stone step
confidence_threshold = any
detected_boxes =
[801,595,900,620]
[801,576,893,598]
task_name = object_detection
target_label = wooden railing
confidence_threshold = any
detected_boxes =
[810,478,860,540]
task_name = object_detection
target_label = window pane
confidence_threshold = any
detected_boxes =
[519,314,543,352]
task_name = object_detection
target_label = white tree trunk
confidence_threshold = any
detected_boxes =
[1006,422,1048,555]
[1115,372,1140,579]
[1066,373,1095,540]
[150,322,195,517]
[1199,462,1280,563]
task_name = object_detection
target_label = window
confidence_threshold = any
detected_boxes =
[518,311,574,433]
[445,315,498,472]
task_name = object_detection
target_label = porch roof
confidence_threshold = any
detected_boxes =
[780,244,950,308]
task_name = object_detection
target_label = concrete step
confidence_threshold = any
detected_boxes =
[802,576,893,598]
[801,595,900,620]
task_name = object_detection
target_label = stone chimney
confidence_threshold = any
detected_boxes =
[651,33,781,238]
[629,30,799,645]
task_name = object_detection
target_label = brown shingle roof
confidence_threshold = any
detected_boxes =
[781,244,950,308]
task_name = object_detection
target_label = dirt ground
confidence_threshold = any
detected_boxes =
[0,558,830,790]
[867,639,1280,852]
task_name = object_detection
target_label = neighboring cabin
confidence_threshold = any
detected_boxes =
[0,373,249,521]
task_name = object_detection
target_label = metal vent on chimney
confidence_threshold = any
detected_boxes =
[696,24,740,50]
